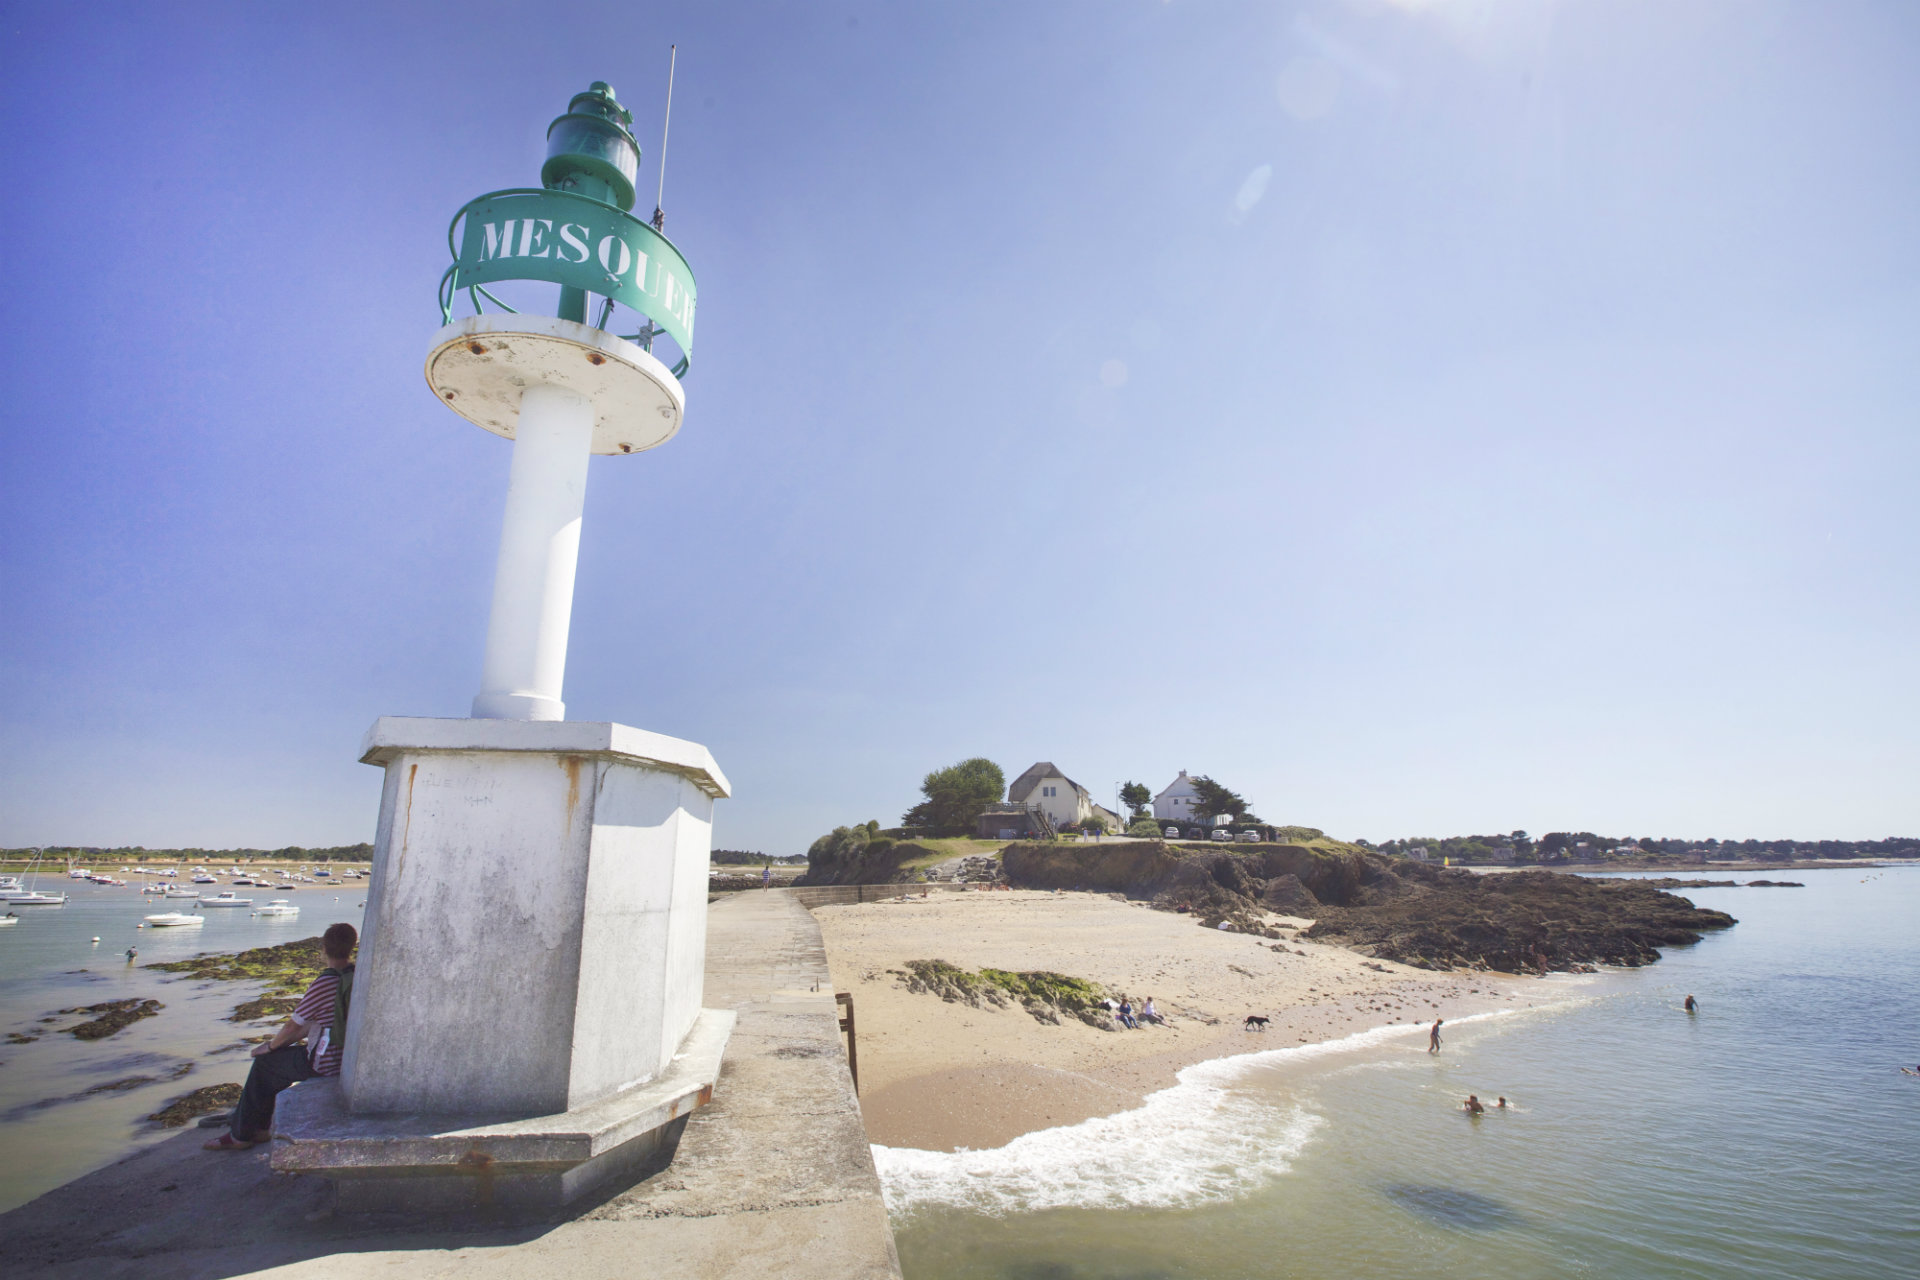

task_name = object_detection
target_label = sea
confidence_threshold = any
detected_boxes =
[879,865,1920,1280]
[0,874,365,1213]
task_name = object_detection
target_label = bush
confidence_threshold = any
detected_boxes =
[1127,818,1165,839]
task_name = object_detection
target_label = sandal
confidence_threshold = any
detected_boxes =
[202,1133,257,1151]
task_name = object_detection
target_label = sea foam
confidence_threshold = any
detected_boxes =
[874,1011,1524,1220]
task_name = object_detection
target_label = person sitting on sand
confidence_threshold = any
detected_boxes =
[1119,998,1138,1029]
[1463,1094,1484,1115]
[1429,1018,1444,1054]
[204,922,356,1152]
[1140,996,1164,1025]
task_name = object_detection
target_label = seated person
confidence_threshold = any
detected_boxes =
[204,922,356,1151]
[1140,996,1164,1025]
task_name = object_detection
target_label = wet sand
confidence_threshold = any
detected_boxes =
[814,889,1547,1152]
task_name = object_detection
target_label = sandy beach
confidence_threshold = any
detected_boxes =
[815,889,1549,1152]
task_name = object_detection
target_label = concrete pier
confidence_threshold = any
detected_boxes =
[0,891,901,1279]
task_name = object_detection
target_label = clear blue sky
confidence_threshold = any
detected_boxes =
[2,1,1914,853]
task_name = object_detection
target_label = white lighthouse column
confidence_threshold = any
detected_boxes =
[471,382,595,721]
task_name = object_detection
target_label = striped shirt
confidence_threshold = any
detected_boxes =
[291,969,345,1077]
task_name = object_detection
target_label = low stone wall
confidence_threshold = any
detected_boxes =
[788,882,975,910]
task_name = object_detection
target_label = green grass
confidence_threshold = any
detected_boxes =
[893,837,1008,867]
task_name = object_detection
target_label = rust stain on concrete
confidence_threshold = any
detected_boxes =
[563,756,582,828]
[395,763,418,883]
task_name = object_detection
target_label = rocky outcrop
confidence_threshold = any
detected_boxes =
[999,841,1737,973]
[796,837,939,886]
[1305,870,1737,971]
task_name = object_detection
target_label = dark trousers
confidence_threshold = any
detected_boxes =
[232,1044,316,1141]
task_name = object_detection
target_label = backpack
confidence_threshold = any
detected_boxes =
[320,963,355,1065]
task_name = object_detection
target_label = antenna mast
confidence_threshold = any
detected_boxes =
[651,45,676,231]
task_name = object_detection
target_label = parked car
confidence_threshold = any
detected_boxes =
[1238,831,1262,843]
[1210,828,1232,841]
[1164,826,1181,838]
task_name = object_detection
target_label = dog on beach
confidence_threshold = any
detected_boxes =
[1244,1015,1270,1031]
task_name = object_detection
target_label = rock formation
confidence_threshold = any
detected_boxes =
[998,841,1736,973]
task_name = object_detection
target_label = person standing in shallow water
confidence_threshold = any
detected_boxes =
[1684,995,1697,1013]
[1429,1018,1444,1053]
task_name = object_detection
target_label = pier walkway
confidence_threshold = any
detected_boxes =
[0,889,901,1279]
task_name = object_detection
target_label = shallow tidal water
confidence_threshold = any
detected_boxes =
[883,865,1920,1280]
[0,879,365,1212]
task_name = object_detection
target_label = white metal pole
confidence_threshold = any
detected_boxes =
[471,382,595,721]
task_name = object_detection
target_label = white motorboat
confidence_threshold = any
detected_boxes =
[192,874,218,884]
[199,891,252,907]
[0,913,17,926]
[6,891,68,906]
[0,876,22,893]
[165,887,201,898]
[143,912,205,927]
[254,899,299,918]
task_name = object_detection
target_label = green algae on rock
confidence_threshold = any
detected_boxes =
[900,959,1113,1028]
[147,1082,241,1128]
[147,936,328,1022]
[60,999,164,1040]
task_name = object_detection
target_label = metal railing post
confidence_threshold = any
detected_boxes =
[835,991,858,1094]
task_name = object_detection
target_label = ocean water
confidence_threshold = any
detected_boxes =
[883,865,1920,1280]
[0,878,365,1211]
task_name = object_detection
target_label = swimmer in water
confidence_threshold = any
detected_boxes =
[1496,1096,1508,1109]
[1684,995,1697,1013]
[1463,1094,1484,1115]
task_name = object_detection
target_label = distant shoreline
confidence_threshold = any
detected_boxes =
[1474,858,1920,874]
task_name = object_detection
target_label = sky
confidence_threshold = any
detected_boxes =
[1,1,1915,853]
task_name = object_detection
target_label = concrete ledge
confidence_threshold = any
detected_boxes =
[359,717,731,798]
[273,1008,734,1211]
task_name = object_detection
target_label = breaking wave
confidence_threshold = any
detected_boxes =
[875,1012,1526,1221]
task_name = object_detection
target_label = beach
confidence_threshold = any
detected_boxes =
[813,889,1546,1152]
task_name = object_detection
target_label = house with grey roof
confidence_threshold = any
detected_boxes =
[1008,762,1094,831]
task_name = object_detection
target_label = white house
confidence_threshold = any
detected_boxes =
[1152,770,1203,822]
[1008,762,1095,830]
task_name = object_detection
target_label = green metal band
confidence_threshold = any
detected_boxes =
[442,188,696,371]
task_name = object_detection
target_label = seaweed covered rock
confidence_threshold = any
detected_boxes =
[1304,870,1737,971]
[896,959,1114,1029]
[148,1082,241,1128]
[60,999,164,1040]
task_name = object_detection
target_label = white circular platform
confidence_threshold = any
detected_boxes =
[424,314,685,455]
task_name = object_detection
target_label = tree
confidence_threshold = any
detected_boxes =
[1188,775,1258,823]
[900,757,1006,836]
[1119,781,1152,819]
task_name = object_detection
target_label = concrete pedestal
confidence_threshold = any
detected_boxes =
[274,716,732,1209]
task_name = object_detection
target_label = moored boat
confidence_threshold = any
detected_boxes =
[143,912,205,927]
[199,891,252,907]
[254,899,299,918]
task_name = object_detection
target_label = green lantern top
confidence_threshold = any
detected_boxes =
[542,82,640,211]
[438,81,696,379]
